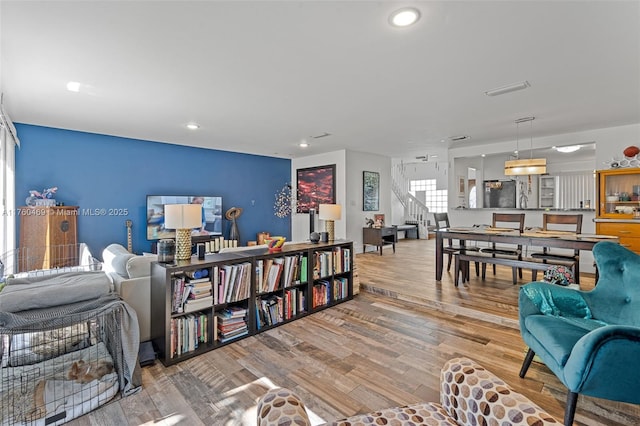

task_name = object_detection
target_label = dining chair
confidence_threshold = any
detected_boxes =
[530,213,583,283]
[433,212,479,274]
[479,213,525,279]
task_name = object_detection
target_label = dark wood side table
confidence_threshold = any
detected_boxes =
[363,226,397,255]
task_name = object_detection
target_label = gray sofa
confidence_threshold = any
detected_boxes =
[102,244,156,342]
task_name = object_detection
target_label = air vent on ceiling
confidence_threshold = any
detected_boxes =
[311,132,332,139]
[415,154,431,162]
[449,135,471,142]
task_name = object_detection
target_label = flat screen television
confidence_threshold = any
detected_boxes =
[147,195,223,240]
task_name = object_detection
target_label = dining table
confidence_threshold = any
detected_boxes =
[435,226,619,281]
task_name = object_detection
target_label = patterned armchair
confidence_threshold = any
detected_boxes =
[519,241,640,425]
[257,357,560,425]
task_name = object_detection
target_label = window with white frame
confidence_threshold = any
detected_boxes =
[1,114,18,274]
[410,179,448,213]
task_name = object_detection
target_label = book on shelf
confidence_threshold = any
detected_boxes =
[189,291,213,300]
[264,258,284,292]
[312,251,334,279]
[216,306,248,343]
[185,268,210,280]
[257,296,280,326]
[333,247,342,274]
[284,289,293,320]
[186,276,211,284]
[313,280,330,308]
[217,306,248,320]
[218,329,248,343]
[333,277,348,301]
[256,259,264,293]
[184,295,214,313]
[170,312,208,358]
[172,276,187,313]
[343,248,351,272]
[218,262,252,303]
[299,255,308,284]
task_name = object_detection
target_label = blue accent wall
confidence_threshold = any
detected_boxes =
[14,124,291,257]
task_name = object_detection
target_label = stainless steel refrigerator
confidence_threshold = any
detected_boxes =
[483,180,516,208]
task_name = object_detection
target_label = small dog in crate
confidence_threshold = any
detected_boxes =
[28,359,115,421]
[67,359,114,383]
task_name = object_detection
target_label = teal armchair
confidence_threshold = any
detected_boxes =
[519,241,640,426]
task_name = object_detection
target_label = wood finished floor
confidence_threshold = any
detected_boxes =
[68,238,640,426]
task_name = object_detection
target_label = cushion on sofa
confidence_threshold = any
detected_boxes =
[257,358,561,426]
[440,357,561,425]
[327,403,457,426]
[126,255,157,279]
[257,388,310,426]
[102,244,134,278]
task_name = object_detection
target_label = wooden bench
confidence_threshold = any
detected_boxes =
[454,251,573,286]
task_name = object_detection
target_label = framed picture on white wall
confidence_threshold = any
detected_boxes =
[363,171,379,211]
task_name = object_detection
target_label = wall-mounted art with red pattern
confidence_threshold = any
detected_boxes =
[296,164,336,213]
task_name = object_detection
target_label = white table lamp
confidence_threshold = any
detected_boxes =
[164,204,202,261]
[319,204,342,241]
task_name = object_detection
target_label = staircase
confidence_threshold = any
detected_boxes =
[392,163,431,238]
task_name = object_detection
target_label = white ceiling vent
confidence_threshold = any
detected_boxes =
[311,132,331,139]
[449,135,471,142]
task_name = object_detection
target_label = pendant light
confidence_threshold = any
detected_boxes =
[504,117,547,176]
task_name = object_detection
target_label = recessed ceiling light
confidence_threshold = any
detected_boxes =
[481,154,486,157]
[389,7,421,27]
[555,145,581,153]
[186,122,200,130]
[66,81,81,92]
[299,140,309,148]
[484,81,530,97]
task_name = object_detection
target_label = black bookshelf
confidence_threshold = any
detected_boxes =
[150,240,354,366]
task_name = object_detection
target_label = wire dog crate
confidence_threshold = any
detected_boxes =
[0,296,137,425]
[0,243,100,279]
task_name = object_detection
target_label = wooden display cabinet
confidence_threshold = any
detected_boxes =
[595,168,640,254]
[597,168,640,218]
[18,206,79,272]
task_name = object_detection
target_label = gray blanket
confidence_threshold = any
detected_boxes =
[0,271,111,313]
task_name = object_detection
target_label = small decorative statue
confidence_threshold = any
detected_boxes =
[25,186,58,206]
[365,218,374,228]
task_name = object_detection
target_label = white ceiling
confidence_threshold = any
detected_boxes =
[1,1,639,161]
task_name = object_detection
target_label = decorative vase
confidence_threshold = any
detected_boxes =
[230,217,240,242]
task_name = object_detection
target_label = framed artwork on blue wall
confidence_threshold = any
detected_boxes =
[296,164,336,213]
[363,171,379,211]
